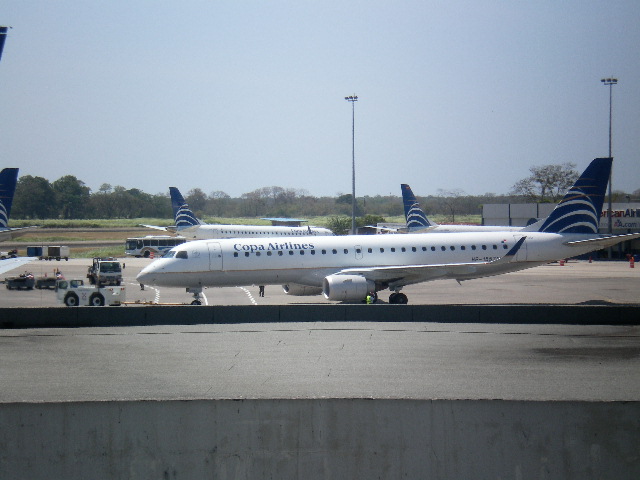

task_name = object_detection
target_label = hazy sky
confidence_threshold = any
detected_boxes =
[1,1,638,199]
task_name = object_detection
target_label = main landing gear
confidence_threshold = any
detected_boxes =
[187,287,204,305]
[388,292,408,304]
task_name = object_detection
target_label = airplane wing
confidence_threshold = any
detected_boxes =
[564,232,640,249]
[365,225,437,234]
[0,226,39,232]
[336,236,527,288]
[0,257,35,276]
[139,224,178,233]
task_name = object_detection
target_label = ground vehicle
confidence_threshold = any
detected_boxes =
[55,279,126,306]
[28,245,70,261]
[87,257,122,286]
[5,272,34,290]
[35,276,58,289]
[0,249,18,260]
[125,235,186,258]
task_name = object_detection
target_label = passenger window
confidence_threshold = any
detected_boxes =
[493,245,498,250]
[471,245,477,250]
[431,246,435,251]
[234,252,238,257]
[244,252,250,257]
[176,250,188,259]
[332,249,337,254]
[380,248,384,253]
[401,247,406,252]
[441,246,446,251]
[310,250,315,255]
[278,251,283,256]
[461,246,466,250]
[391,248,396,252]
[482,245,487,250]
[368,248,373,253]
[412,247,417,252]
[300,251,304,255]
[503,244,508,249]
[322,249,327,254]
[289,251,294,255]
[356,248,361,254]
[256,252,261,256]
[422,247,426,251]
[450,246,455,251]
[343,249,348,254]
[267,251,272,256]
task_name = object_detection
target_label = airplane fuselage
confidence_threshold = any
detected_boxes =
[137,231,599,290]
[176,225,334,240]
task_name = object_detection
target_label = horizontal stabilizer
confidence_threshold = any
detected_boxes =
[564,232,640,249]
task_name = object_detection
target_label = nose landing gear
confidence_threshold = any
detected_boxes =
[187,287,204,305]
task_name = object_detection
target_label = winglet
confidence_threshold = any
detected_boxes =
[491,236,526,264]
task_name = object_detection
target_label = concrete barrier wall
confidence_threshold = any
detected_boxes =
[1,399,638,479]
[1,304,640,329]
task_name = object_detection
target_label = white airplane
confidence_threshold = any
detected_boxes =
[137,158,640,305]
[142,187,333,239]
[392,183,542,233]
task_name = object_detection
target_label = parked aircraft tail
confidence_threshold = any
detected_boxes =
[523,157,612,234]
[169,187,202,228]
[401,184,436,230]
[0,168,19,229]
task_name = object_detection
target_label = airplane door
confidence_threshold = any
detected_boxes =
[354,245,363,260]
[513,235,527,261]
[207,242,223,270]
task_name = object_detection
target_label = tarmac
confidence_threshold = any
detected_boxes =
[0,257,639,403]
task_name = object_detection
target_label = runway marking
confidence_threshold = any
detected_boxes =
[239,287,258,305]
[128,282,160,303]
[128,282,208,305]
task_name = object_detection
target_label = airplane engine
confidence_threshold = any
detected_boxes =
[282,284,323,296]
[322,274,374,302]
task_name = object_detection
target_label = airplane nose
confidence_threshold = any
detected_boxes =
[136,268,154,285]
[135,271,149,284]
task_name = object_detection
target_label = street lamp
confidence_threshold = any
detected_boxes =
[601,77,617,239]
[345,94,358,235]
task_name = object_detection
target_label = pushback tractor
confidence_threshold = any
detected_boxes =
[56,279,126,306]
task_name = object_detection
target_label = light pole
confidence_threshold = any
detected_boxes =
[345,94,358,235]
[601,77,617,240]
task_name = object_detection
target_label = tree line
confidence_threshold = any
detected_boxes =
[11,167,639,223]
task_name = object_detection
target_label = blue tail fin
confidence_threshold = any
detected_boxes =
[169,187,201,227]
[535,158,611,234]
[0,26,9,63]
[0,168,19,228]
[401,184,435,229]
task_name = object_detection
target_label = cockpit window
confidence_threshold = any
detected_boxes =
[176,250,188,259]
[163,251,176,258]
